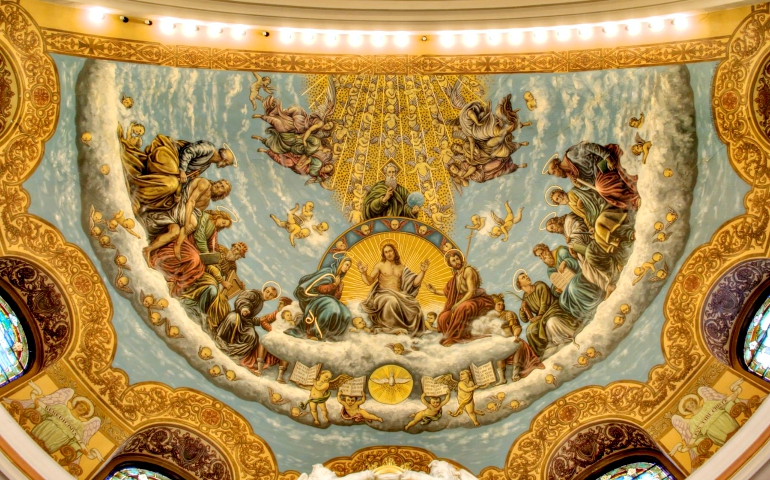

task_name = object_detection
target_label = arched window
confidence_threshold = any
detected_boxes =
[741,293,770,381]
[106,465,179,480]
[0,293,30,386]
[592,461,675,479]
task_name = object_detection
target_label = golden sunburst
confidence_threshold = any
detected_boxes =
[368,364,414,405]
[339,232,452,314]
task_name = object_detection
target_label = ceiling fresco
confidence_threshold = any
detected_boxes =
[1,1,770,479]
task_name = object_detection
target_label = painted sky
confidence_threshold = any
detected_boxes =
[25,56,747,473]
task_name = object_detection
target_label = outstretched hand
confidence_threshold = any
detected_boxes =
[382,187,394,203]
[357,261,368,274]
[420,259,430,272]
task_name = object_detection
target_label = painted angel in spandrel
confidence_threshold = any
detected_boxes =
[669,379,750,464]
[3,381,103,462]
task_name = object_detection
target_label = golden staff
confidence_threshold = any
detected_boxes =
[304,310,324,340]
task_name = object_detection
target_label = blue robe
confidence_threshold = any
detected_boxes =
[548,246,604,320]
[285,257,352,340]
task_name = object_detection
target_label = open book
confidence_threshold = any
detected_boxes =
[338,376,366,397]
[289,361,322,387]
[421,376,451,397]
[550,267,576,292]
[470,361,496,386]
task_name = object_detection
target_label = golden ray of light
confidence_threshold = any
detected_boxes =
[340,232,452,312]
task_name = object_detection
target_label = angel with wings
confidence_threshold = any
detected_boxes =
[405,388,452,430]
[3,382,103,462]
[421,180,442,207]
[489,202,523,242]
[249,72,276,110]
[253,76,336,171]
[296,370,352,425]
[428,204,453,231]
[413,222,435,237]
[632,132,652,164]
[669,379,749,465]
[407,154,439,180]
[447,370,489,427]
[382,219,409,231]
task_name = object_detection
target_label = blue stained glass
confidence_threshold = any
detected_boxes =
[0,295,28,386]
[743,295,770,380]
[107,467,174,480]
[593,461,674,480]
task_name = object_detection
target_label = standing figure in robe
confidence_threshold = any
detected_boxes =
[358,241,428,336]
[285,255,354,341]
[515,272,580,359]
[427,249,495,346]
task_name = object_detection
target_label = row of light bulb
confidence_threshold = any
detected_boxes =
[88,7,689,45]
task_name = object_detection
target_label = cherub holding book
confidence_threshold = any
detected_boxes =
[405,375,453,430]
[294,365,351,425]
[449,369,491,426]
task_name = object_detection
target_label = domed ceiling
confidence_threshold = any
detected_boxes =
[0,1,769,479]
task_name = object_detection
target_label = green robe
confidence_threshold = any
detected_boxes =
[519,281,578,358]
[362,181,416,220]
[32,404,84,454]
[691,399,739,446]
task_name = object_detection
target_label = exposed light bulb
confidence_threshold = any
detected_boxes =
[486,32,501,45]
[159,19,176,35]
[371,33,386,47]
[231,25,247,38]
[626,21,642,35]
[507,30,523,45]
[555,28,570,41]
[208,25,223,38]
[439,33,455,48]
[673,16,689,30]
[301,31,316,44]
[602,23,619,37]
[324,32,339,46]
[279,30,294,43]
[648,17,665,32]
[348,33,363,47]
[578,25,593,39]
[532,29,548,43]
[394,32,409,47]
[88,7,106,23]
[181,23,198,37]
[462,33,479,47]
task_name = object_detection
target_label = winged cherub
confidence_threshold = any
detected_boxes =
[249,72,276,110]
[296,370,352,425]
[489,202,523,241]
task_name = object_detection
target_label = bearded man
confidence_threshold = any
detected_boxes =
[362,163,419,220]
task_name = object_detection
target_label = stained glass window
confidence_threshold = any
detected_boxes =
[743,294,770,380]
[0,295,28,386]
[107,467,174,480]
[594,461,674,480]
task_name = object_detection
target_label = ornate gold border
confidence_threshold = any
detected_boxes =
[41,27,731,74]
[0,1,767,479]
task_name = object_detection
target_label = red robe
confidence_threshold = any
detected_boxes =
[151,235,206,296]
[437,267,495,346]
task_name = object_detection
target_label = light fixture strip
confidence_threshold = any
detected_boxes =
[86,7,692,45]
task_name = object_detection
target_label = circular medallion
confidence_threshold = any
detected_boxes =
[70,272,93,296]
[200,406,222,426]
[368,365,413,405]
[683,273,703,294]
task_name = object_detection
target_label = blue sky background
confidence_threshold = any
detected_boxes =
[24,56,747,473]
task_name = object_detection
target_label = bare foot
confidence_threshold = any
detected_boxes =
[252,135,265,142]
[519,163,528,168]
[252,114,263,119]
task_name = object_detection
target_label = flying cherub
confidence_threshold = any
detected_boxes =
[385,343,419,356]
[632,132,652,164]
[665,208,679,228]
[489,202,523,242]
[465,215,486,232]
[523,91,537,111]
[413,222,435,237]
[381,219,409,231]
[268,387,290,405]
[349,317,371,333]
[249,72,275,110]
[632,252,664,285]
[313,222,329,235]
[330,237,348,253]
[300,201,314,222]
[407,154,439,179]
[649,261,669,283]
[296,370,353,425]
[629,112,645,128]
[353,223,373,237]
[405,391,451,430]
[428,204,453,231]
[270,204,310,247]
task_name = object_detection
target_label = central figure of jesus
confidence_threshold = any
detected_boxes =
[357,240,429,336]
